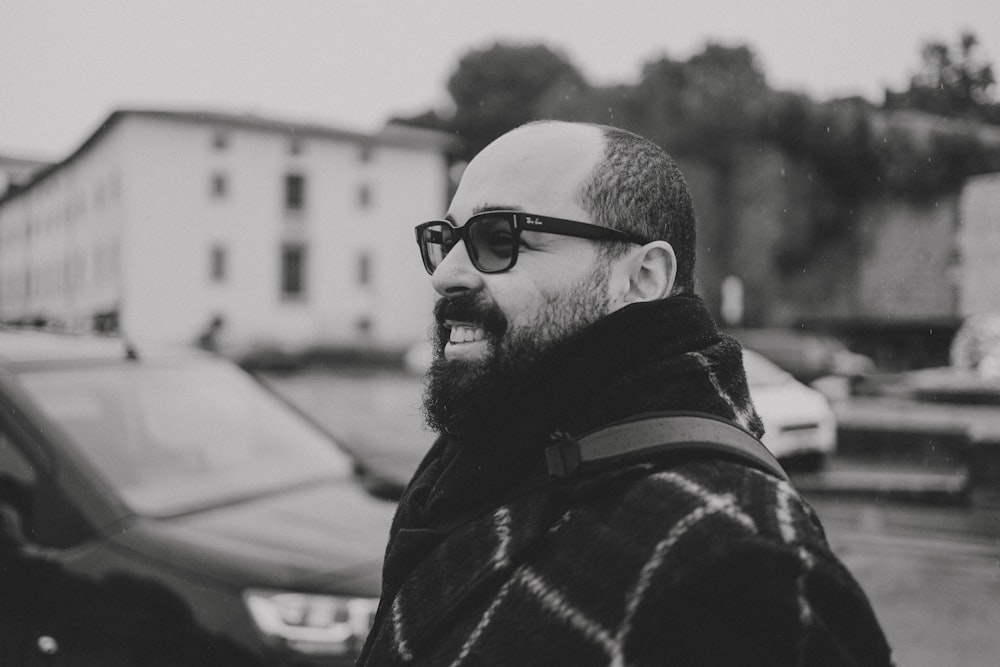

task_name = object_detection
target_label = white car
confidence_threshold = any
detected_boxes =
[743,349,837,470]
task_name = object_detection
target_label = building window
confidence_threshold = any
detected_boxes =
[109,242,121,282]
[359,144,374,163]
[75,253,86,287]
[284,173,306,212]
[289,137,304,155]
[210,173,228,199]
[358,252,372,286]
[63,258,73,294]
[280,244,307,298]
[358,184,372,208]
[210,245,227,282]
[93,246,104,285]
[212,131,229,150]
[356,316,372,337]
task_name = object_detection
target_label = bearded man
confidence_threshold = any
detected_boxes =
[359,121,892,666]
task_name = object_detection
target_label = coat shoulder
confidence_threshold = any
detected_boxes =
[532,460,893,665]
[560,458,827,553]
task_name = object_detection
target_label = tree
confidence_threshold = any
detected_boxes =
[445,43,586,159]
[681,43,770,146]
[577,43,769,159]
[885,31,999,123]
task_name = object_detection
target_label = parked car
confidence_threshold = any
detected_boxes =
[0,327,397,666]
[743,349,837,471]
[727,327,875,385]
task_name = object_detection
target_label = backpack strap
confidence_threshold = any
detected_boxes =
[545,411,789,482]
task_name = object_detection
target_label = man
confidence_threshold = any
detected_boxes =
[359,121,892,666]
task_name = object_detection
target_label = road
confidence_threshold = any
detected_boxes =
[263,368,1000,667]
[807,496,1000,666]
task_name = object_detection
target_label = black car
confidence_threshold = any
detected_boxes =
[0,328,397,666]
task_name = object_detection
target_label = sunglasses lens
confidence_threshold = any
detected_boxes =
[468,215,516,272]
[419,224,454,273]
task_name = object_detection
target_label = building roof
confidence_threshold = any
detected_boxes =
[0,108,457,206]
[0,325,212,370]
[0,154,53,172]
[0,154,53,198]
[0,327,135,367]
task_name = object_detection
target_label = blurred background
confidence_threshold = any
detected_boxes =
[3,0,1000,370]
[3,2,1000,665]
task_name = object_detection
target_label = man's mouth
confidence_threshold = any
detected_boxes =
[448,322,486,344]
[434,293,506,362]
[443,320,489,360]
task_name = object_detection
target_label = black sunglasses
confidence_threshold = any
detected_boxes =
[415,210,648,275]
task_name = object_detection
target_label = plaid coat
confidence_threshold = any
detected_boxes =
[359,295,892,666]
[360,456,891,666]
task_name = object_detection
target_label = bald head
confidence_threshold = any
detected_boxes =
[448,121,605,225]
[450,120,697,294]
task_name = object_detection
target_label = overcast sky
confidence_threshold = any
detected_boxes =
[2,0,998,160]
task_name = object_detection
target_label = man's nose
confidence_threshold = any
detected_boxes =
[430,240,484,296]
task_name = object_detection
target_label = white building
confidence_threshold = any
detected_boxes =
[0,109,453,354]
[958,172,1000,316]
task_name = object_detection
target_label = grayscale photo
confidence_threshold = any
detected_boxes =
[2,1,999,665]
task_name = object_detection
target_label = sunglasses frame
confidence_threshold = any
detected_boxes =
[415,210,648,275]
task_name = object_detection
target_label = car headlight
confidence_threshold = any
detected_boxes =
[244,589,378,656]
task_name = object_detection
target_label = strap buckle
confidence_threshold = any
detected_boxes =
[545,431,581,478]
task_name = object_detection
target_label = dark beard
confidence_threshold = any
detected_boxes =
[422,267,611,439]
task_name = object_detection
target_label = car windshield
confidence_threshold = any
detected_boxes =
[16,357,355,517]
[742,350,794,387]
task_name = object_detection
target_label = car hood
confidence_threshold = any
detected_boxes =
[108,478,396,596]
[752,381,833,430]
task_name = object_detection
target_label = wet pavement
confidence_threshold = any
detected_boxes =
[790,457,971,506]
[807,496,1000,667]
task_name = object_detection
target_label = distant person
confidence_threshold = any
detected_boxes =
[359,121,892,665]
[951,313,1000,380]
[196,314,225,353]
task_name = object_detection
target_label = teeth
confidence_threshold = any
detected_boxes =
[449,325,486,344]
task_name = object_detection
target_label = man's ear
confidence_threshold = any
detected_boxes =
[622,241,676,304]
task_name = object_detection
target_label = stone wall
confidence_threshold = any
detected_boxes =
[680,143,968,328]
[853,195,961,320]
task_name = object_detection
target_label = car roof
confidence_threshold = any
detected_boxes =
[727,327,845,348]
[0,327,195,369]
[742,348,795,385]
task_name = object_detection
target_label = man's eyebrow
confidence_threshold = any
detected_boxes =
[473,203,524,215]
[443,204,524,225]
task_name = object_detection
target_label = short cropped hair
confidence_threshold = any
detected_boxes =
[580,125,697,294]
